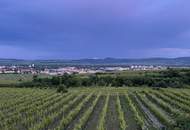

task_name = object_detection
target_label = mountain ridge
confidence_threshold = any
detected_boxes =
[0,57,190,66]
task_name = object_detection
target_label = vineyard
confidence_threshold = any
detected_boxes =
[0,87,190,130]
[0,74,51,84]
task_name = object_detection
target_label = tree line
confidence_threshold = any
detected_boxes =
[17,68,190,89]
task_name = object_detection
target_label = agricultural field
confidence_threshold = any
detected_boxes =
[0,74,51,84]
[0,87,190,130]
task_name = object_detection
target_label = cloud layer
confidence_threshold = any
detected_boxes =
[0,0,190,59]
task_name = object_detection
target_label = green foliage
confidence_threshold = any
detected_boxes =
[175,114,190,130]
[73,94,101,130]
[126,94,145,129]
[152,80,168,88]
[57,93,93,130]
[97,95,109,130]
[0,87,190,130]
[17,68,190,89]
[116,94,127,130]
[57,84,68,93]
[162,68,180,78]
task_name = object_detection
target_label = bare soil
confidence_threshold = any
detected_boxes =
[83,96,106,130]
[119,95,141,130]
[134,95,164,129]
[66,95,97,130]
[46,95,86,130]
[105,96,120,130]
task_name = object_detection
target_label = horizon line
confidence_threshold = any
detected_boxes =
[0,56,189,61]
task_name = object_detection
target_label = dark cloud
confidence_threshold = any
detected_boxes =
[0,0,190,59]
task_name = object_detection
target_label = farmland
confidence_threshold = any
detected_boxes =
[0,87,190,130]
[0,74,51,84]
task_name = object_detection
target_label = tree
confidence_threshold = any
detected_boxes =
[33,75,38,82]
[152,80,167,88]
[57,84,68,93]
[163,68,180,78]
[51,76,60,85]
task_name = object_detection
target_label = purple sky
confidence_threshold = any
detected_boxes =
[0,0,190,59]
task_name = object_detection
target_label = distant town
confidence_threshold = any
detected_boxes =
[0,64,167,75]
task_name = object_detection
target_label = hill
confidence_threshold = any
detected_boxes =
[0,57,190,66]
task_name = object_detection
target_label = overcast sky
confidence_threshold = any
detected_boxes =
[0,0,190,59]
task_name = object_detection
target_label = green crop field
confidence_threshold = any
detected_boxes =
[0,74,51,84]
[0,87,190,130]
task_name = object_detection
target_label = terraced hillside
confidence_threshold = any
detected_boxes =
[0,87,190,130]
